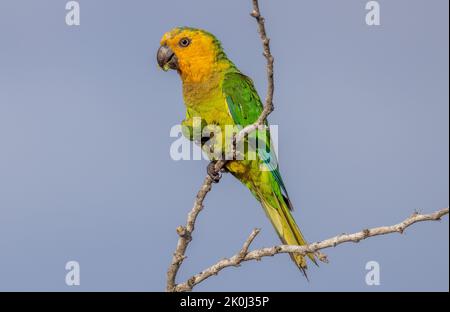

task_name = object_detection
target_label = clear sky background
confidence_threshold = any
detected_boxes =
[0,0,448,291]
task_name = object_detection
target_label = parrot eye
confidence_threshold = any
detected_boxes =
[178,37,191,48]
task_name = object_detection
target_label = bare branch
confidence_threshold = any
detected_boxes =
[173,208,449,292]
[174,229,263,292]
[250,0,275,123]
[166,0,275,292]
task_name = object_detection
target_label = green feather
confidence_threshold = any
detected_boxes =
[223,72,290,205]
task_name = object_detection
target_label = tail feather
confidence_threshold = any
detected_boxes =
[258,190,317,277]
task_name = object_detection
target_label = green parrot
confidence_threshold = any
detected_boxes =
[157,27,316,275]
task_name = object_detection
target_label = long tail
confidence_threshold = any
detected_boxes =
[255,188,317,277]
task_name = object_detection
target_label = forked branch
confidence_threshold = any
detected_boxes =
[173,208,449,292]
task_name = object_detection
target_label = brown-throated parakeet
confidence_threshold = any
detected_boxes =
[157,27,316,276]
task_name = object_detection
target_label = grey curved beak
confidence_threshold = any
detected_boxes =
[157,45,178,71]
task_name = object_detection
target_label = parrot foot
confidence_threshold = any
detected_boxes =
[207,161,222,183]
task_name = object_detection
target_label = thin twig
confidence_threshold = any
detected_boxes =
[251,0,275,123]
[173,208,449,292]
[166,176,214,291]
[166,0,275,292]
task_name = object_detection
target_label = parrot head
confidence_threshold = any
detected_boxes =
[157,27,230,81]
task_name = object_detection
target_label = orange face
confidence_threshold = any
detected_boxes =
[157,27,226,82]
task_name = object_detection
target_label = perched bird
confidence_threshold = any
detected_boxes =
[157,27,316,275]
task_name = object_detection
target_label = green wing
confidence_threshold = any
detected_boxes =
[222,72,291,207]
[222,72,263,125]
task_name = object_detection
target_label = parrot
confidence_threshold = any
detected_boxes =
[157,27,316,276]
